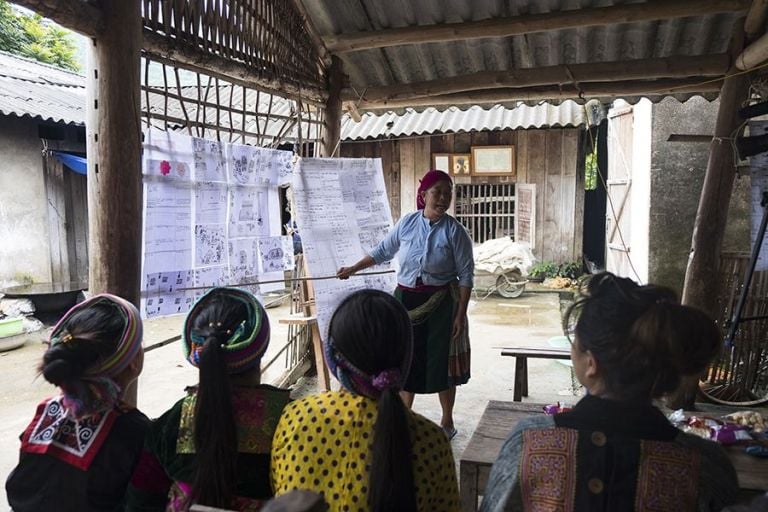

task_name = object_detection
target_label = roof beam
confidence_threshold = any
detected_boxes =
[352,78,721,110]
[9,0,104,37]
[744,0,768,40]
[324,0,750,53]
[735,31,768,68]
[342,54,730,103]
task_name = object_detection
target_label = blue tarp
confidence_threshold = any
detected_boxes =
[51,151,87,175]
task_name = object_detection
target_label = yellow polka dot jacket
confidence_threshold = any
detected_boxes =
[271,390,460,512]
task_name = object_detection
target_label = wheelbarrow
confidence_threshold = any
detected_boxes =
[474,268,527,299]
[471,237,534,300]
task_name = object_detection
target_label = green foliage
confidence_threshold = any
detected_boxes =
[0,2,80,71]
[585,145,598,191]
[529,261,558,278]
[0,1,23,54]
[529,260,584,280]
[556,261,583,280]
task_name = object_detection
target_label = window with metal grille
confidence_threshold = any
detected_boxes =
[454,183,515,243]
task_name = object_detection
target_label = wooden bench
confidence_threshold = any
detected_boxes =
[500,347,570,401]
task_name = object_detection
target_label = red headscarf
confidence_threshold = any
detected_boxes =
[417,170,453,209]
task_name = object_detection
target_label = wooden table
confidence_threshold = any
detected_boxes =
[459,400,768,512]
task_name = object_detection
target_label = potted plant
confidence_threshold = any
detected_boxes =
[528,261,557,283]
[556,261,583,280]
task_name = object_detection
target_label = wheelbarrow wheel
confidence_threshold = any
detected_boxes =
[496,271,525,298]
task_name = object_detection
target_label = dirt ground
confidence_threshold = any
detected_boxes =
[0,289,576,510]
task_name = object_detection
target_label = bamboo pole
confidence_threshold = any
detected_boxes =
[324,0,749,53]
[737,0,768,70]
[352,78,721,110]
[140,84,324,125]
[322,56,343,157]
[343,54,730,103]
[736,31,768,69]
[142,30,327,105]
[673,41,752,410]
[745,0,768,39]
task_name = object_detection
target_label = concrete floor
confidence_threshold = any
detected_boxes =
[0,290,576,510]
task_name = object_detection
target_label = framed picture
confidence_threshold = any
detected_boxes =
[450,154,471,175]
[471,146,516,176]
[432,153,451,173]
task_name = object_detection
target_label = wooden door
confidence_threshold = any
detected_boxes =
[43,154,89,284]
[605,107,634,278]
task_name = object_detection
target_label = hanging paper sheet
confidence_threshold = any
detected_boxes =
[141,129,294,318]
[292,157,397,340]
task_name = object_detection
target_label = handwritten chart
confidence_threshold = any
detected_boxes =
[292,157,397,339]
[141,129,294,318]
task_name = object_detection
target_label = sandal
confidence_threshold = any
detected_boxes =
[443,426,458,441]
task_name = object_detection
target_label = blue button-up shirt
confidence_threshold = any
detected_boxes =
[369,211,474,288]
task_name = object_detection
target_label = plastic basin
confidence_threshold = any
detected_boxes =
[0,317,23,338]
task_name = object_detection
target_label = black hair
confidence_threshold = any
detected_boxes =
[41,302,126,387]
[564,272,721,402]
[188,291,253,508]
[328,289,417,512]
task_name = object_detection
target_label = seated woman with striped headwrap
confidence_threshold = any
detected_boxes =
[6,294,148,512]
[125,287,290,511]
[271,289,460,512]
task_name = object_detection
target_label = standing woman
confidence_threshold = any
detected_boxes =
[337,169,473,439]
[125,287,291,511]
[271,289,460,512]
[6,294,148,512]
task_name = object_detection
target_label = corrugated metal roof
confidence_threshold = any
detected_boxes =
[0,52,320,141]
[341,100,604,140]
[0,51,86,125]
[302,0,735,110]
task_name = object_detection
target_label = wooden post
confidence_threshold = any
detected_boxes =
[671,70,752,410]
[86,0,142,406]
[322,56,343,157]
[86,0,142,305]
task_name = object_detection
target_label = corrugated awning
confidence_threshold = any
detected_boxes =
[341,100,606,141]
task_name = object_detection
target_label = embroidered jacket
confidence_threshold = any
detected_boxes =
[6,396,150,512]
[125,384,290,512]
[479,395,739,512]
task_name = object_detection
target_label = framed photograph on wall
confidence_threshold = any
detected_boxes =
[471,146,516,176]
[450,154,471,175]
[432,153,451,173]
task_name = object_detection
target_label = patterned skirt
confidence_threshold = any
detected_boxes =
[395,283,471,393]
